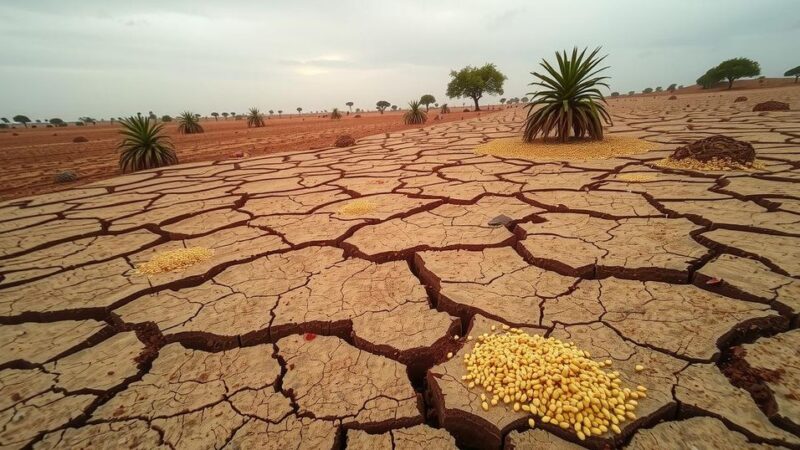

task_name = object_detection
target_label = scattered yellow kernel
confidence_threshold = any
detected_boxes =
[474,135,656,161]
[481,401,489,411]
[617,173,657,182]
[635,364,645,372]
[447,352,453,359]
[135,247,213,275]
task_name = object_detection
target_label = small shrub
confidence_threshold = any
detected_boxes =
[246,108,265,128]
[334,134,356,147]
[403,100,427,125]
[73,136,89,143]
[54,170,78,183]
[331,108,342,120]
[463,108,471,112]
[177,111,204,134]
[354,114,361,118]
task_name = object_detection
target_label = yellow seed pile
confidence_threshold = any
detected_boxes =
[462,327,646,441]
[617,173,657,183]
[656,157,764,172]
[338,199,377,216]
[136,247,214,275]
[474,136,655,161]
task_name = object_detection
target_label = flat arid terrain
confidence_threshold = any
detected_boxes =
[0,109,488,200]
[1,85,799,449]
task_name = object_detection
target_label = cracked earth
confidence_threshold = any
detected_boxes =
[1,87,799,449]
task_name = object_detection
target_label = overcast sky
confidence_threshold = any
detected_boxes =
[1,0,797,120]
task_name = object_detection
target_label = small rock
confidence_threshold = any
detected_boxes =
[668,95,677,100]
[72,136,89,143]
[54,170,78,183]
[488,214,513,227]
[752,101,790,112]
[734,96,748,103]
[334,134,356,147]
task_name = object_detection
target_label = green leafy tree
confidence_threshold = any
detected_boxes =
[177,111,204,134]
[523,47,611,142]
[346,101,354,112]
[714,58,760,89]
[277,110,283,117]
[13,115,31,127]
[161,115,173,122]
[331,108,342,119]
[247,107,265,127]
[610,92,620,97]
[697,68,722,89]
[117,115,177,173]
[1,118,8,123]
[211,112,219,121]
[222,112,229,120]
[655,86,663,92]
[628,91,635,96]
[376,100,390,114]
[391,105,398,111]
[269,110,274,117]
[403,100,427,125]
[296,107,302,116]
[521,97,529,103]
[784,65,800,83]
[49,118,65,126]
[420,94,436,111]
[499,98,506,104]
[642,87,654,94]
[446,63,506,111]
[667,83,677,92]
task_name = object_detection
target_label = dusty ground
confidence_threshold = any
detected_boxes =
[0,85,799,449]
[0,108,488,200]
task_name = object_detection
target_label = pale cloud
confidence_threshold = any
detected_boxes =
[0,0,795,120]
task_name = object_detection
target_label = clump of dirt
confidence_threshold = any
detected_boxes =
[72,136,89,143]
[734,96,748,103]
[668,95,677,100]
[752,101,790,112]
[334,134,356,147]
[671,135,755,165]
[54,170,78,183]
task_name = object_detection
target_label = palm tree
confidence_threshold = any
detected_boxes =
[523,47,612,142]
[117,115,177,173]
[211,112,219,121]
[346,101,354,112]
[331,108,342,119]
[247,107,265,127]
[177,111,204,134]
[403,100,427,125]
[296,107,302,116]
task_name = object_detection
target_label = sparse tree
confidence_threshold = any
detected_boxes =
[420,94,436,112]
[247,108,265,127]
[376,100,390,114]
[667,83,677,92]
[177,111,204,134]
[628,91,635,96]
[346,101,354,112]
[222,112,229,120]
[117,115,177,173]
[49,118,65,126]
[331,108,342,119]
[277,110,283,117]
[161,115,173,122]
[655,86,663,92]
[391,105,398,111]
[296,107,302,116]
[211,112,219,121]
[610,92,620,97]
[697,68,722,89]
[714,58,760,89]
[446,63,507,111]
[521,97,529,103]
[784,66,800,83]
[269,110,274,117]
[499,98,506,105]
[1,118,8,124]
[13,115,31,128]
[642,87,653,94]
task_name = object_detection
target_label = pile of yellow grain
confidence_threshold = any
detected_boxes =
[136,247,214,275]
[338,199,377,216]
[475,136,655,161]
[656,157,764,172]
[617,173,657,182]
[462,327,646,441]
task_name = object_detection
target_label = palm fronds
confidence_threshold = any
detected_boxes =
[331,108,342,120]
[247,107,265,128]
[403,100,427,125]
[523,47,612,142]
[440,103,451,114]
[117,115,177,173]
[177,111,204,134]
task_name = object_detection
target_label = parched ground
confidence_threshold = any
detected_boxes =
[0,86,799,449]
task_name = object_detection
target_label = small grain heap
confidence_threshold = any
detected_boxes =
[462,326,645,441]
[136,247,213,275]
[475,136,654,161]
[338,199,376,216]
[617,173,657,183]
[658,135,761,171]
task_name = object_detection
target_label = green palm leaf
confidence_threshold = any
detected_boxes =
[403,100,427,125]
[523,47,612,142]
[247,108,265,128]
[117,115,177,173]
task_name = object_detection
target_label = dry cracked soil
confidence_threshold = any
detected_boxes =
[1,86,799,449]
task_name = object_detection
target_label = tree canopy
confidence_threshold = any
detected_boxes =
[376,100,390,114]
[446,63,506,111]
[420,94,436,111]
[13,115,31,127]
[698,58,760,89]
[785,65,800,83]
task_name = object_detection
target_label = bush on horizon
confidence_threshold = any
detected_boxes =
[376,100,390,114]
[177,111,203,134]
[420,94,436,111]
[785,65,800,83]
[522,47,611,143]
[331,108,342,120]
